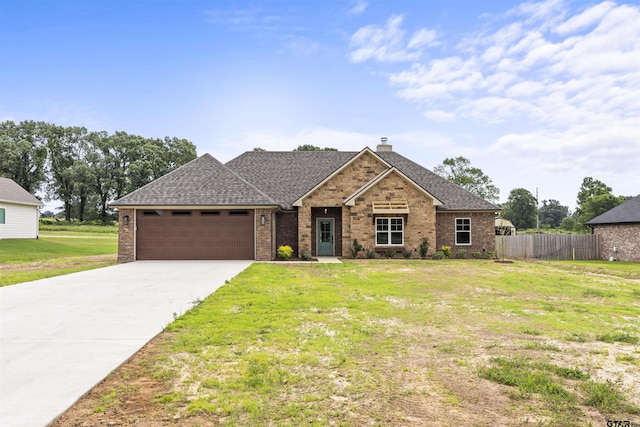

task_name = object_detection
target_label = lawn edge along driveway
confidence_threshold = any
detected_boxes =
[0,260,252,427]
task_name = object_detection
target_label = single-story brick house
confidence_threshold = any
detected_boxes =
[586,194,640,262]
[0,177,43,239]
[111,144,499,262]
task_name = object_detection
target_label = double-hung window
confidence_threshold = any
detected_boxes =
[376,217,403,245]
[455,218,471,245]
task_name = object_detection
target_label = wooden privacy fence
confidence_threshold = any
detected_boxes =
[496,234,599,260]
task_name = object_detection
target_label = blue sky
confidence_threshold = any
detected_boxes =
[1,0,639,211]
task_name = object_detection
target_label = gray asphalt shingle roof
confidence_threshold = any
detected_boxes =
[112,154,277,206]
[113,149,499,211]
[0,178,42,206]
[586,195,640,225]
[226,149,497,211]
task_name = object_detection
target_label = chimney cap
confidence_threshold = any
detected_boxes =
[380,136,388,144]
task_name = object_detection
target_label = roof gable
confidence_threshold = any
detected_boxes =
[292,147,390,207]
[226,150,358,209]
[0,178,42,206]
[112,153,277,207]
[343,167,442,206]
[586,195,640,225]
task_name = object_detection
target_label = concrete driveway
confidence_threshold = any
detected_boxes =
[0,260,252,427]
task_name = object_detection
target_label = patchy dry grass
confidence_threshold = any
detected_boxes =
[53,260,640,426]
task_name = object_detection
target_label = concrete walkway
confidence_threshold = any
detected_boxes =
[0,260,252,427]
[316,257,343,264]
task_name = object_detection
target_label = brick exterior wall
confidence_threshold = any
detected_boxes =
[436,211,496,257]
[592,223,640,262]
[298,151,389,257]
[255,208,276,261]
[296,152,440,258]
[349,173,436,258]
[276,211,298,257]
[118,208,135,263]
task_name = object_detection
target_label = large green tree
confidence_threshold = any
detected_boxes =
[0,120,48,194]
[433,156,500,203]
[502,188,537,230]
[539,199,569,228]
[575,177,626,225]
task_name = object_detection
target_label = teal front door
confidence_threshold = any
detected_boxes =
[317,218,334,256]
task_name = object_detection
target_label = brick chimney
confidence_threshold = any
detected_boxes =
[376,137,392,152]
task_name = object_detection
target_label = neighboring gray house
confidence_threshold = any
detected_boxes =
[587,195,640,262]
[0,178,43,239]
[112,144,499,262]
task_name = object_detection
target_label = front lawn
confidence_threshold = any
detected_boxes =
[54,260,640,426]
[0,229,117,286]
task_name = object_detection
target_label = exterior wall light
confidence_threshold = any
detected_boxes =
[260,214,266,225]
[123,215,130,226]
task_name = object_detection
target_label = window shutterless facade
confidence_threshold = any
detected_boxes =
[376,217,404,245]
[455,218,471,245]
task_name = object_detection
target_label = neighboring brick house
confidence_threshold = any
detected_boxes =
[112,144,498,262]
[587,195,640,262]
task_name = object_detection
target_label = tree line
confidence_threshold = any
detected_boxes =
[433,157,628,232]
[0,120,197,222]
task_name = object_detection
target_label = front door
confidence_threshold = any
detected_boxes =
[316,218,334,256]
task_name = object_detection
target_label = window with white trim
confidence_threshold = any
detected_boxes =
[376,217,404,245]
[0,208,5,224]
[455,218,471,245]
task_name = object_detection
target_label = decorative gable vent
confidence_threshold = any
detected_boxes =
[372,201,409,214]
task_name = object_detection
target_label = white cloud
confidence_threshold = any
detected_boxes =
[424,110,456,122]
[358,1,640,179]
[349,15,437,63]
[348,1,368,15]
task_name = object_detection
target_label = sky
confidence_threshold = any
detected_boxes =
[1,0,639,212]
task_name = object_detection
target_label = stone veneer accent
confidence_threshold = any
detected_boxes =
[118,208,136,263]
[298,151,389,257]
[592,223,640,262]
[297,151,440,258]
[435,211,496,256]
[255,208,275,261]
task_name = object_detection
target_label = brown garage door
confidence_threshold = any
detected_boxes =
[136,209,254,260]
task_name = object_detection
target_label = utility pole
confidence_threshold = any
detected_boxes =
[536,187,540,232]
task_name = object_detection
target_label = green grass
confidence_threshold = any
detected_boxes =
[131,260,640,426]
[0,226,117,286]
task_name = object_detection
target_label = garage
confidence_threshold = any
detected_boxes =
[136,209,255,260]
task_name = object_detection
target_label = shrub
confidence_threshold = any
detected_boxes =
[471,251,482,259]
[366,249,376,259]
[486,250,496,259]
[385,249,396,259]
[440,245,451,258]
[300,249,311,261]
[455,249,466,259]
[419,238,430,258]
[277,245,294,260]
[402,249,412,259]
[432,251,445,260]
[350,239,363,258]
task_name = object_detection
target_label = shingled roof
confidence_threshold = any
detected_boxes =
[112,154,277,207]
[113,149,499,211]
[226,149,497,211]
[0,178,42,206]
[586,195,640,225]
